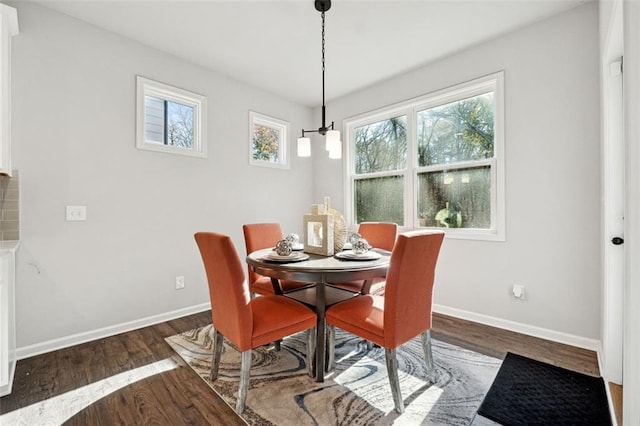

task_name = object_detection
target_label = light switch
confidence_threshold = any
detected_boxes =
[66,205,87,221]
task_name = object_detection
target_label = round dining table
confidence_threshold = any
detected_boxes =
[246,247,391,382]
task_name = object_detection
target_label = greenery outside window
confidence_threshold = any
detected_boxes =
[249,111,290,169]
[352,114,407,224]
[345,72,505,241]
[136,76,207,158]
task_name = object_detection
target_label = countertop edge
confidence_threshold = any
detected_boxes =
[0,240,20,252]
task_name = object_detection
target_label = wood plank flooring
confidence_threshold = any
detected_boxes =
[0,311,604,425]
[609,382,623,425]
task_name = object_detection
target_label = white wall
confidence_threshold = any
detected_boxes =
[316,3,601,342]
[10,1,314,351]
[9,1,604,354]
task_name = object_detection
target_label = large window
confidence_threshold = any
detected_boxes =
[136,76,207,158]
[345,72,504,240]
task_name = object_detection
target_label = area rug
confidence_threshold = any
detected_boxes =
[166,325,501,425]
[476,352,611,425]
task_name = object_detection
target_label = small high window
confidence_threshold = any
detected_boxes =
[249,111,290,169]
[136,76,207,158]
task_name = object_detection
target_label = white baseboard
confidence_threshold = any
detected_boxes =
[433,304,600,351]
[16,303,211,360]
[16,302,601,362]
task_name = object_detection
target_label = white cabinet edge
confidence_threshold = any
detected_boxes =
[0,4,19,36]
[0,239,18,396]
[0,240,19,253]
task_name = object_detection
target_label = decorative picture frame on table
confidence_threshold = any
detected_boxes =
[303,204,334,256]
[248,111,290,169]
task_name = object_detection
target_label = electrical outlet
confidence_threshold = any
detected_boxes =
[175,276,185,290]
[66,205,87,221]
[512,284,525,300]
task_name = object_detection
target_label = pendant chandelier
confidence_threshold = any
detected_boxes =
[297,0,342,159]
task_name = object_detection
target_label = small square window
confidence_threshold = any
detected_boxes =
[249,111,290,169]
[136,76,207,158]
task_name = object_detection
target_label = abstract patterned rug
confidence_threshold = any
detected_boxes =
[166,325,501,425]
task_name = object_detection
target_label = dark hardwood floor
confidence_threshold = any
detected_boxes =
[0,311,602,425]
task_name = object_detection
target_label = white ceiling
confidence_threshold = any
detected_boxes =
[30,0,588,107]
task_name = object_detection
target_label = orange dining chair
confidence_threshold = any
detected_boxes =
[358,221,398,252]
[325,230,445,414]
[194,232,317,414]
[243,223,311,296]
[331,221,398,294]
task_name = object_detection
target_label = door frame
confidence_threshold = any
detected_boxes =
[601,0,624,385]
[623,1,640,424]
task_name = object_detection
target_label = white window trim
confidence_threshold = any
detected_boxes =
[135,76,207,158]
[344,72,505,241]
[248,111,290,170]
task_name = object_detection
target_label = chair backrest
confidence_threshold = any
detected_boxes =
[358,222,398,251]
[242,223,284,285]
[194,232,253,350]
[383,230,445,348]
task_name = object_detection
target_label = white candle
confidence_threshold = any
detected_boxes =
[324,196,331,211]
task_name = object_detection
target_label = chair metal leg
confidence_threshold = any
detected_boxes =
[325,324,335,372]
[384,348,405,414]
[421,330,437,383]
[210,328,224,382]
[274,339,281,351]
[307,327,317,377]
[236,350,252,414]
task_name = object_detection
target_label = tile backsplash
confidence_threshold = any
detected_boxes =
[0,169,19,241]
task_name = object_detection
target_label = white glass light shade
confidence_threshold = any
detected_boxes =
[297,137,311,157]
[328,143,342,159]
[325,130,341,152]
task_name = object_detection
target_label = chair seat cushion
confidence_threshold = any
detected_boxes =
[250,296,317,348]
[331,276,387,294]
[251,276,310,295]
[326,295,386,347]
[329,279,365,293]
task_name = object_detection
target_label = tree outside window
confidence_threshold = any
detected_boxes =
[346,72,504,240]
[136,76,207,158]
[167,102,194,149]
[252,123,281,162]
[145,96,194,149]
[353,116,406,224]
[416,93,494,229]
[249,111,290,169]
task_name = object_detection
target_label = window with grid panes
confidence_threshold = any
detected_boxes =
[345,72,505,241]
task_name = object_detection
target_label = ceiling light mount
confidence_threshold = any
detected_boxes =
[315,0,332,13]
[298,0,342,159]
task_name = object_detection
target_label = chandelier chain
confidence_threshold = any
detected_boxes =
[321,11,326,109]
[297,0,342,158]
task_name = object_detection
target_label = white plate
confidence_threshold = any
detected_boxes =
[264,251,310,262]
[335,250,381,261]
[267,251,302,260]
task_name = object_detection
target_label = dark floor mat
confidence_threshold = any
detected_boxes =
[477,352,611,425]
